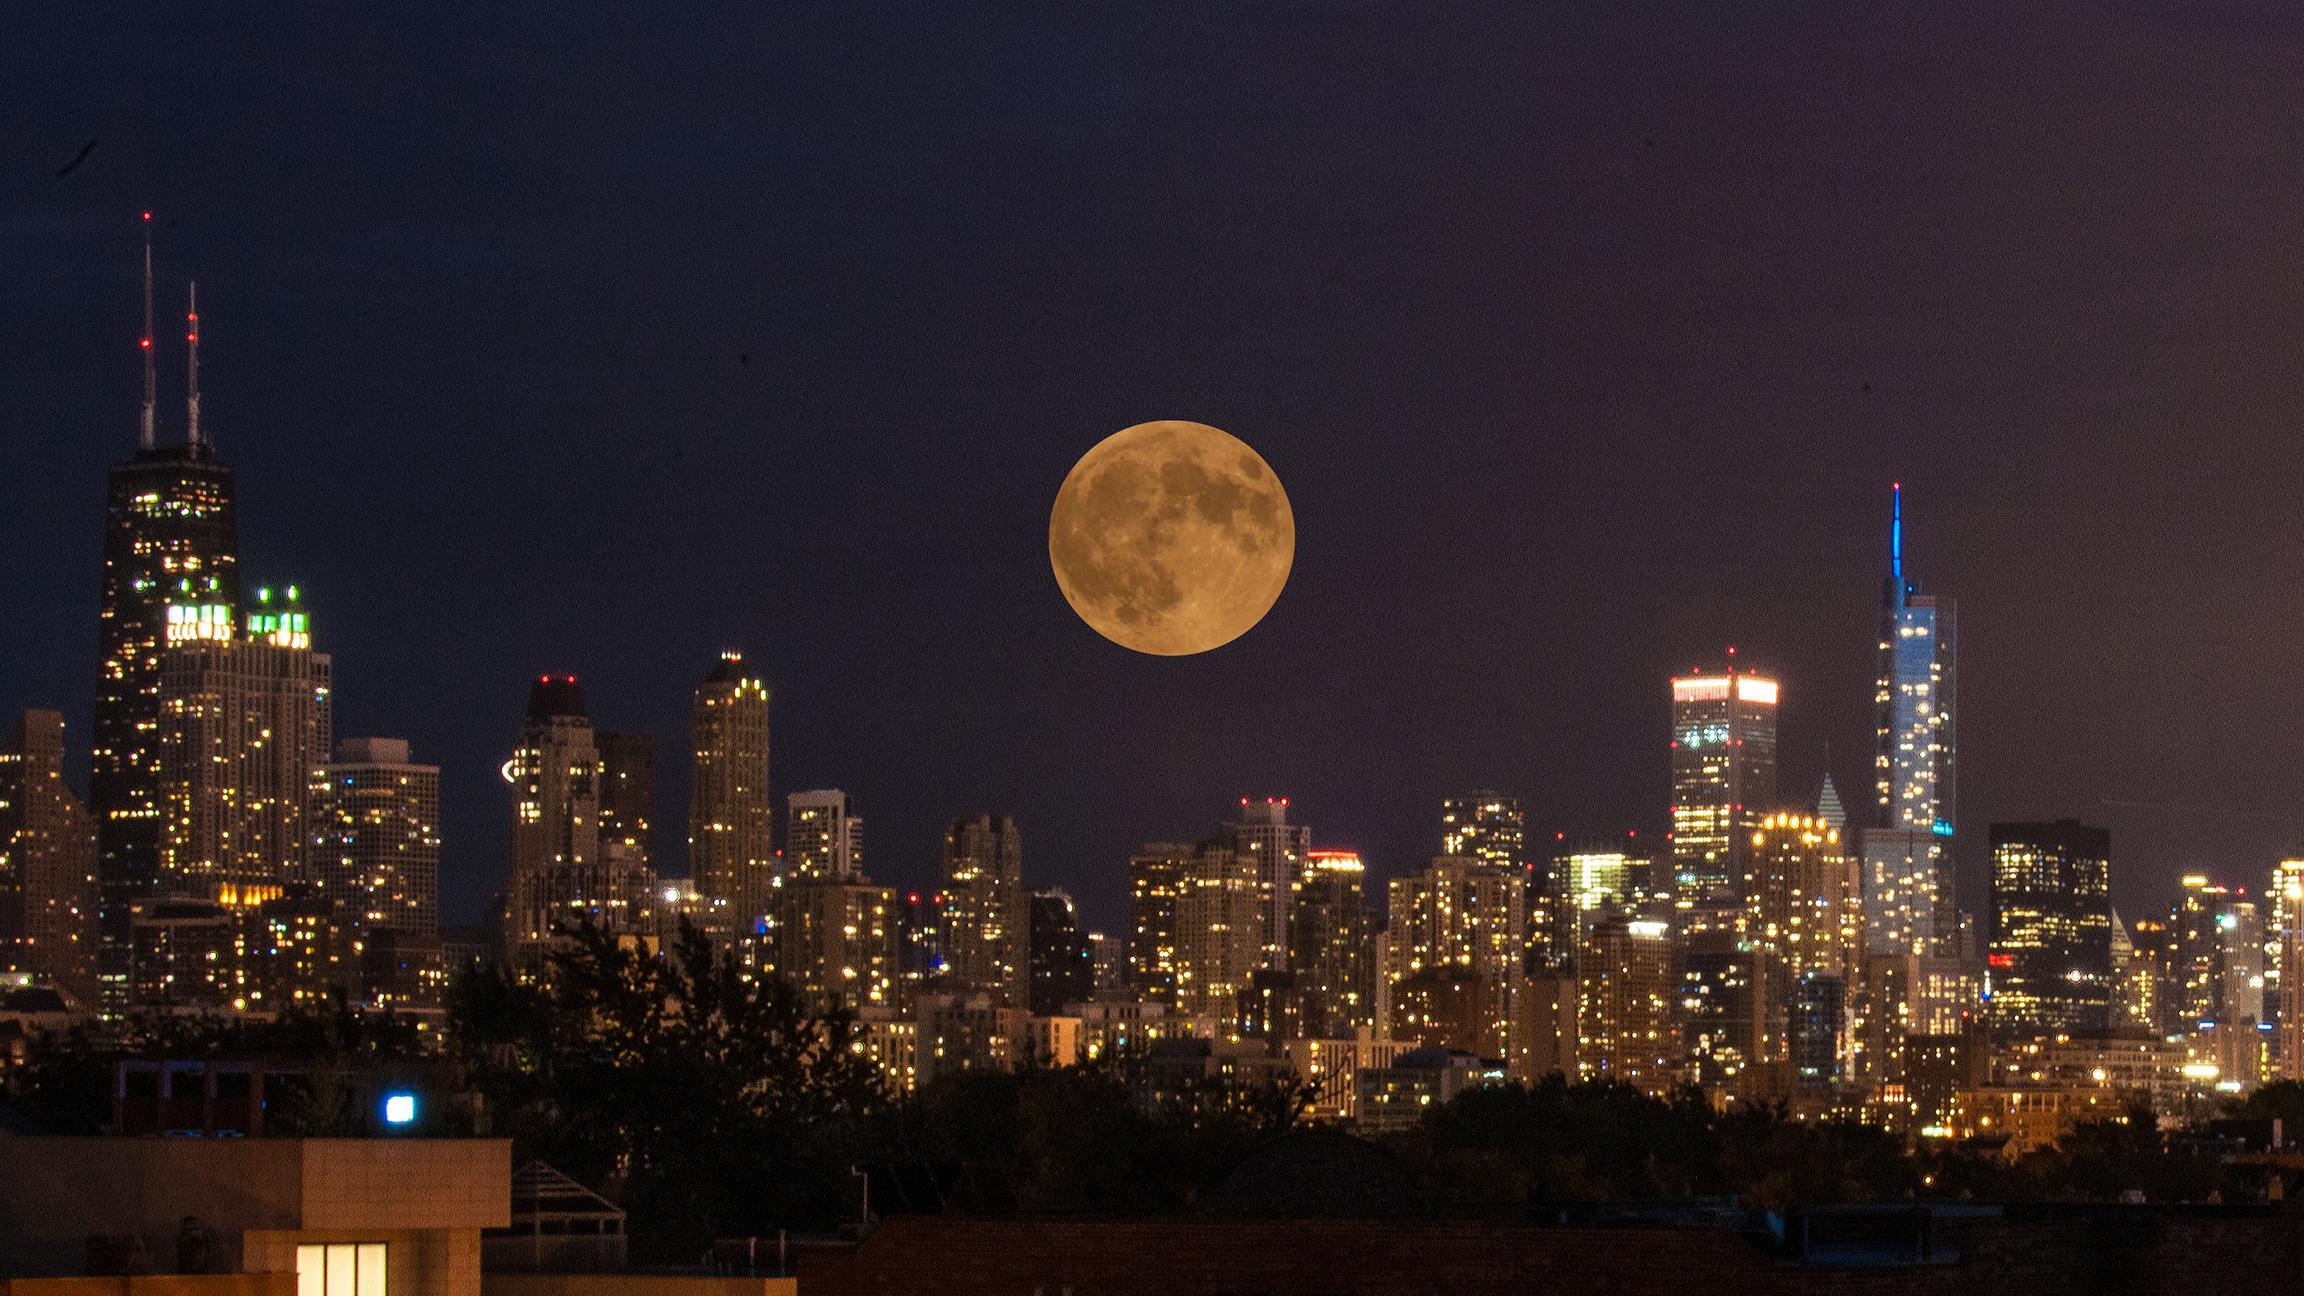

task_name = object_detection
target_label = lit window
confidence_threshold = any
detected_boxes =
[297,1244,385,1296]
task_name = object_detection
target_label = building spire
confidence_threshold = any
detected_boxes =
[1890,481,1904,586]
[139,211,156,450]
[185,280,201,449]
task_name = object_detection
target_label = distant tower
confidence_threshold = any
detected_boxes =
[940,814,1026,1006]
[1989,820,2113,1035]
[1866,484,1959,958]
[1746,813,1863,1088]
[1226,797,1309,971]
[688,652,773,923]
[1127,840,1262,1020]
[1668,659,1779,907]
[1440,792,1524,871]
[154,588,332,904]
[505,676,651,970]
[315,737,440,937]
[1815,772,1847,835]
[94,219,241,1005]
[786,790,863,882]
[1290,849,1374,1038]
[1027,889,1095,1016]
[0,711,101,1000]
[596,731,656,874]
[1577,916,1677,1095]
[315,737,443,1010]
[1385,854,1527,1066]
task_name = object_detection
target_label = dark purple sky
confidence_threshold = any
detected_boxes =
[8,1,2304,935]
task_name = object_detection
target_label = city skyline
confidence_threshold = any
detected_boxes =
[13,5,2304,940]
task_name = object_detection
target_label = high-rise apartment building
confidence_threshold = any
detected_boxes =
[1555,837,1655,920]
[1385,854,1527,1065]
[1746,813,1862,1086]
[1865,486,1958,959]
[1440,792,1523,871]
[2276,858,2304,1079]
[2172,874,2228,1033]
[689,653,773,923]
[314,737,443,1012]
[1680,925,1763,1095]
[786,790,863,882]
[762,876,898,1013]
[1988,820,2113,1035]
[313,737,440,938]
[1578,915,1677,1095]
[93,233,242,1005]
[2123,915,2176,1037]
[940,814,1026,1006]
[504,676,652,970]
[1126,840,1262,1021]
[1226,798,1309,972]
[1668,661,1778,906]
[0,711,101,999]
[1289,849,1374,1038]
[155,599,332,905]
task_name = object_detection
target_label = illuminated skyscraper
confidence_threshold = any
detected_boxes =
[1578,916,1677,1095]
[155,593,332,905]
[2276,858,2304,1079]
[314,738,439,938]
[1440,792,1524,871]
[762,876,898,1013]
[1127,843,1189,1003]
[1555,838,1653,920]
[1746,813,1862,1085]
[1680,926,1763,1094]
[1289,849,1374,1038]
[786,789,863,882]
[0,711,100,1000]
[2124,915,2176,1037]
[1866,485,1958,958]
[314,737,442,1012]
[505,676,652,970]
[1385,854,1527,1065]
[1988,820,2112,1035]
[1668,661,1778,905]
[688,652,773,922]
[1125,840,1262,1021]
[1175,847,1266,1024]
[94,227,241,1003]
[940,814,1026,1006]
[2172,874,2227,1030]
[1226,798,1309,971]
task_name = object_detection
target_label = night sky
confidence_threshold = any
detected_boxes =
[9,2,2304,936]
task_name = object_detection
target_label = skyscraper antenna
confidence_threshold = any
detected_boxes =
[1890,481,1904,585]
[185,280,201,449]
[139,212,156,451]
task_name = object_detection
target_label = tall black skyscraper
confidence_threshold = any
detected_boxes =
[1989,819,2113,1036]
[92,220,240,1005]
[1027,888,1094,1016]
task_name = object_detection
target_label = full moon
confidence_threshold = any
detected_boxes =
[1048,421,1295,656]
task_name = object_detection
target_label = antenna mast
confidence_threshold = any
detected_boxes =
[139,212,156,450]
[185,281,201,449]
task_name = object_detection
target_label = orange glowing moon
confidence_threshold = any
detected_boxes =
[1048,421,1294,655]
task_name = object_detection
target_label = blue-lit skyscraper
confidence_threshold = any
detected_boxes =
[1865,484,1957,957]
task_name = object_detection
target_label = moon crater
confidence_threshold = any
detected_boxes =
[1049,421,1294,656]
